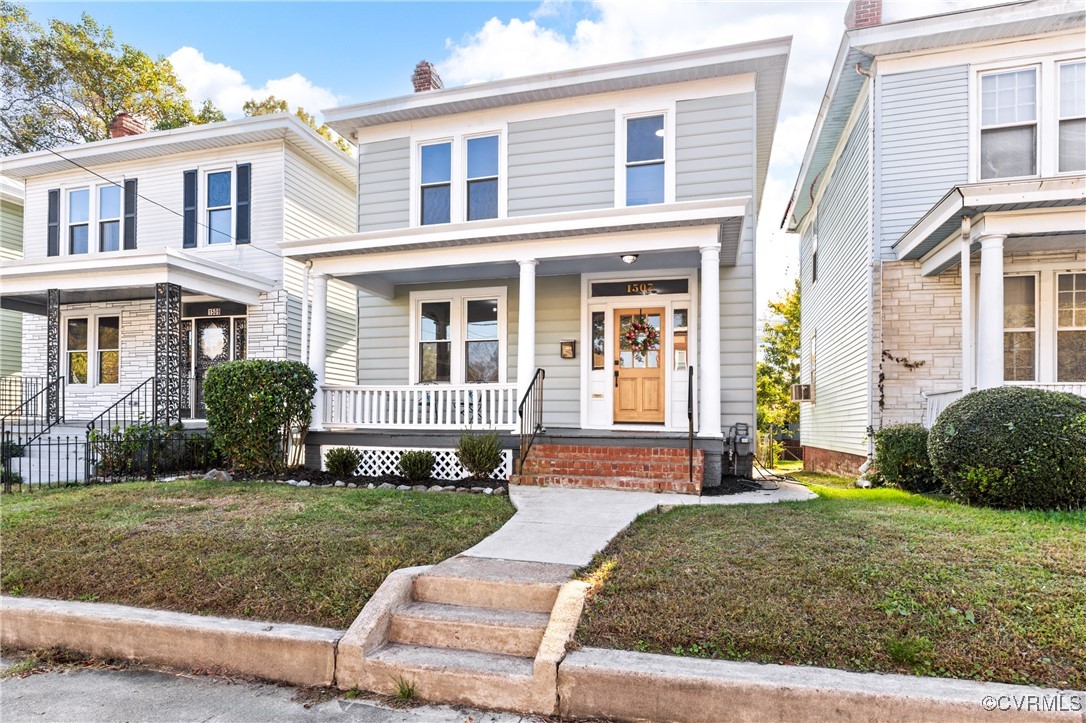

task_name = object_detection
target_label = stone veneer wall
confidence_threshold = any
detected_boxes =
[23,290,287,421]
[875,260,962,428]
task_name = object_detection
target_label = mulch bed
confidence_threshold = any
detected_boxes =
[234,465,508,490]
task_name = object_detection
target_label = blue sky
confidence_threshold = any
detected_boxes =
[25,0,1004,312]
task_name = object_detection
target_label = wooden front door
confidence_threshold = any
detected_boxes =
[614,307,665,423]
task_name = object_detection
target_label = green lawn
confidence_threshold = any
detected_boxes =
[576,486,1086,688]
[1,480,513,629]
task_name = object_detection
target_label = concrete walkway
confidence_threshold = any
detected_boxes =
[463,482,815,566]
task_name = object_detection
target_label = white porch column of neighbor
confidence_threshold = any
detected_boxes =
[307,273,330,430]
[517,259,538,402]
[976,235,1006,389]
[698,244,722,438]
[960,229,974,393]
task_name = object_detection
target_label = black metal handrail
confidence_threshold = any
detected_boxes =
[0,376,47,416]
[0,377,63,447]
[86,377,156,438]
[687,365,695,487]
[517,368,545,475]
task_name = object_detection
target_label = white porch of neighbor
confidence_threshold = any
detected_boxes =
[285,199,749,435]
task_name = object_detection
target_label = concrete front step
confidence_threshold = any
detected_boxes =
[389,601,549,658]
[413,556,574,613]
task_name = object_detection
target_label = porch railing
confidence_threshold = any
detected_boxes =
[86,377,156,438]
[0,376,47,416]
[922,382,1086,428]
[0,377,63,449]
[322,383,519,429]
[517,369,545,474]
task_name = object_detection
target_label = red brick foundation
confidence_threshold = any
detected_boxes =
[512,443,703,494]
[802,446,867,477]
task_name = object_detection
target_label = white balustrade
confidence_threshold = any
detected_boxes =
[321,383,519,430]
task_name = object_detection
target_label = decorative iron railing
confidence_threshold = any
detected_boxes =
[322,383,519,429]
[86,377,156,438]
[0,377,63,456]
[517,369,545,474]
[0,376,47,416]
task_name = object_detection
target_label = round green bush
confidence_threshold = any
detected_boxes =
[873,423,938,493]
[398,450,436,483]
[456,432,503,479]
[928,387,1086,510]
[324,447,361,479]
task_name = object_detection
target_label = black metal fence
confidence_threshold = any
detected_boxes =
[1,428,219,493]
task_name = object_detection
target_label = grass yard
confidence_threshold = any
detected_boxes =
[576,486,1086,688]
[0,480,513,629]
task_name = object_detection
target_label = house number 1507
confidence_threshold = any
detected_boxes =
[626,282,654,294]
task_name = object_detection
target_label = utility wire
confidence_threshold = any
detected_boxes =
[45,147,283,260]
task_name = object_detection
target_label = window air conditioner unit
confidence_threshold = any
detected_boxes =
[790,384,813,402]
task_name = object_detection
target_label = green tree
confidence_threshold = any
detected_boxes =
[757,277,800,431]
[1,3,223,153]
[244,94,353,153]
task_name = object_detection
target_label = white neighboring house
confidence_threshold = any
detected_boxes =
[784,0,1085,474]
[0,113,357,428]
[285,41,791,492]
[1,177,25,388]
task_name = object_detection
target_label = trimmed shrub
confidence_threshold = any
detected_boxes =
[325,447,361,479]
[872,424,938,493]
[399,450,436,483]
[204,360,316,475]
[456,432,503,479]
[928,386,1086,510]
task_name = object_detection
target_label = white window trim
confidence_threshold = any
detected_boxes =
[60,181,129,257]
[61,311,122,387]
[407,286,508,384]
[969,51,1086,182]
[200,165,238,247]
[615,105,676,208]
[1056,58,1086,175]
[409,129,506,227]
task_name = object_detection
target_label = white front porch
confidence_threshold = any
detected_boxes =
[923,382,1086,428]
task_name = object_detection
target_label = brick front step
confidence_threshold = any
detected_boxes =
[514,443,704,494]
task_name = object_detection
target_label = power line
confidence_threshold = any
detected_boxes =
[44,147,283,260]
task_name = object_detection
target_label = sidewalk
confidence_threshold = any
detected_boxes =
[464,481,815,566]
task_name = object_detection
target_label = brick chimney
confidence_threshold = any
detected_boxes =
[411,61,444,93]
[109,112,147,138]
[845,0,882,29]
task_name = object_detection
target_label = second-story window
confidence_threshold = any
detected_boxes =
[980,68,1037,180]
[467,135,498,221]
[99,185,121,252]
[68,189,89,254]
[626,115,665,206]
[421,142,452,225]
[1059,61,1085,173]
[207,170,233,244]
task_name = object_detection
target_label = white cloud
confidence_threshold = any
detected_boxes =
[168,47,339,120]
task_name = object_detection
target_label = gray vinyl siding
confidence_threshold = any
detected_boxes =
[1,198,23,376]
[358,137,410,231]
[507,111,614,216]
[719,215,756,432]
[877,65,969,256]
[800,98,872,457]
[534,275,580,428]
[676,93,754,202]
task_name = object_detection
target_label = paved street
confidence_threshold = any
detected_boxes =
[0,660,540,723]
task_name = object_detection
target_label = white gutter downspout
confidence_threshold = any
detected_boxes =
[857,62,877,471]
[301,260,312,363]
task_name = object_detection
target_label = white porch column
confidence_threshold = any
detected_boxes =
[308,273,329,429]
[698,244,722,438]
[517,259,538,401]
[960,234,973,393]
[976,235,1005,389]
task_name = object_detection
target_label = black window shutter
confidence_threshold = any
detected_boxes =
[183,170,197,248]
[123,179,138,250]
[47,189,59,257]
[235,163,251,244]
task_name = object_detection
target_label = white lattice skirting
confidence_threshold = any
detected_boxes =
[319,445,513,481]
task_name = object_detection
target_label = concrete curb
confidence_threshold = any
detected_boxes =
[557,647,1086,723]
[0,596,341,687]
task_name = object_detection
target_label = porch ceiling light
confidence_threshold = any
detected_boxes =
[621,254,639,264]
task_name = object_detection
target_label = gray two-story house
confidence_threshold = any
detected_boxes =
[285,40,791,491]
[785,0,1085,474]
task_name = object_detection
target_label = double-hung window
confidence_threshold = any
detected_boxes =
[413,290,505,384]
[1058,61,1086,173]
[207,170,233,244]
[68,189,90,254]
[66,316,120,385]
[417,134,501,225]
[1057,272,1086,382]
[98,185,121,252]
[625,115,665,206]
[49,180,136,257]
[980,68,1038,180]
[1003,275,1037,382]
